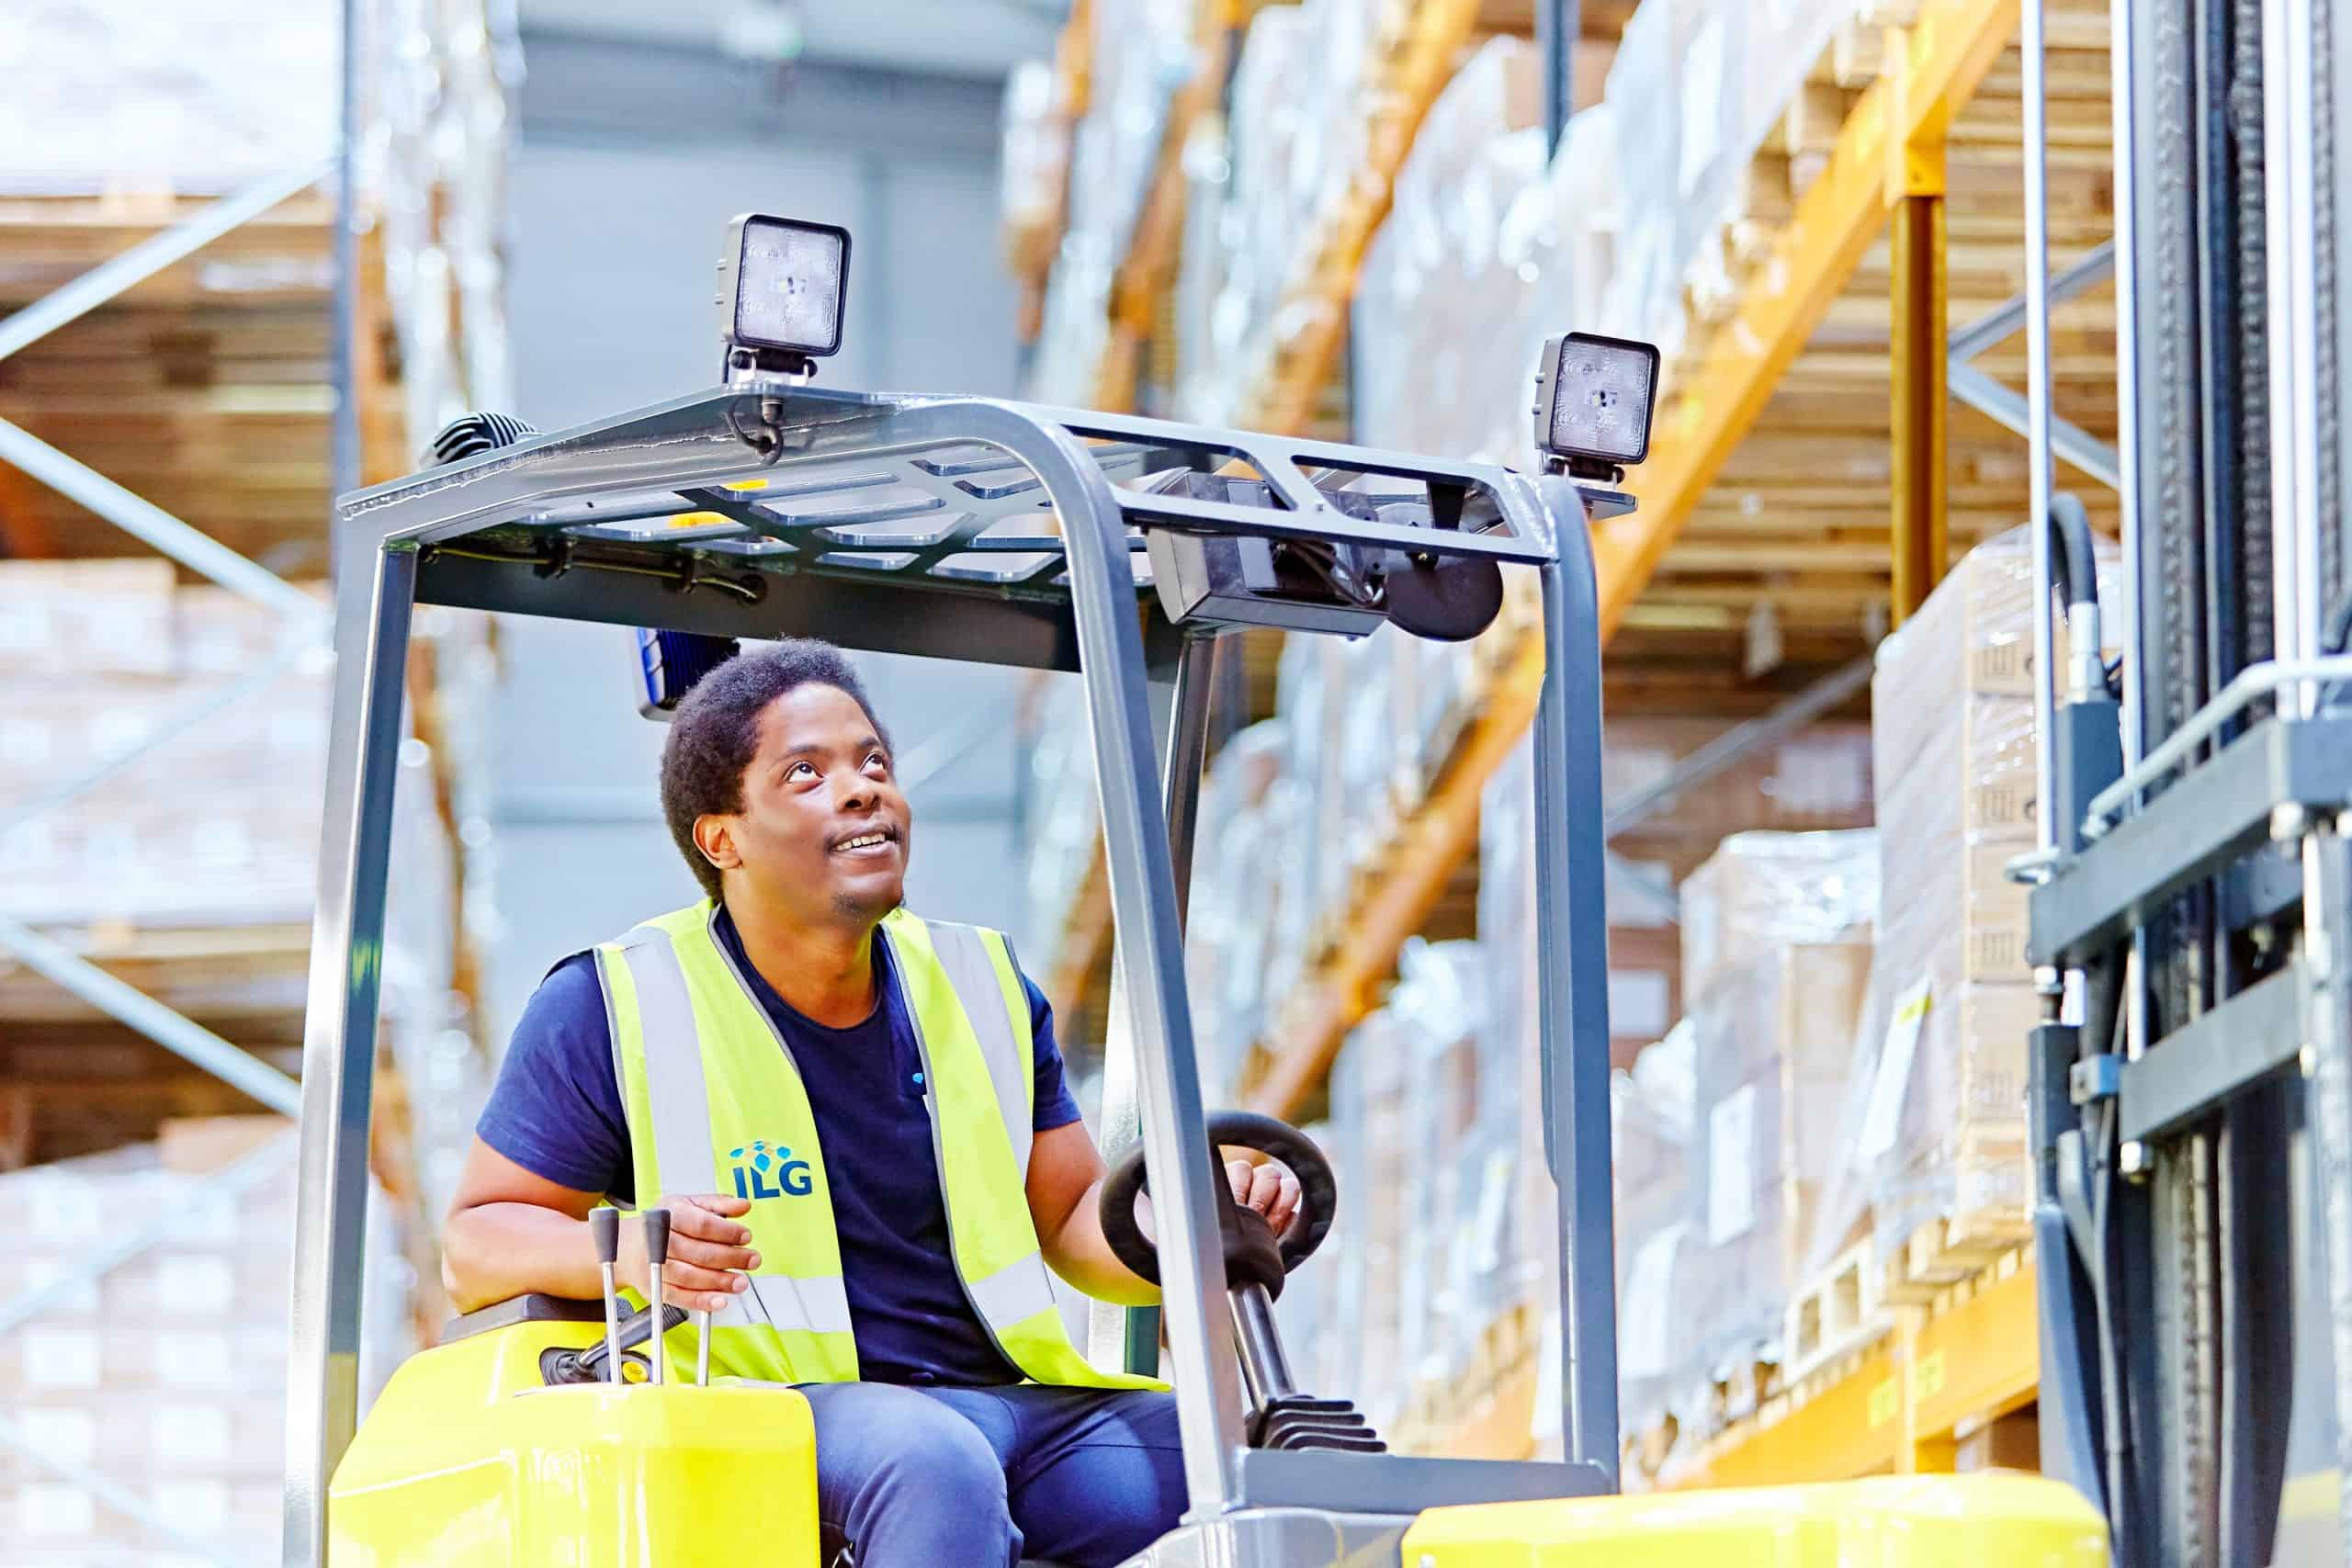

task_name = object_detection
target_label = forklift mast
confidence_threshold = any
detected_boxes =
[2027,1,2351,1563]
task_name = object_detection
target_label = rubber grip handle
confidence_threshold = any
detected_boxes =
[591,1207,620,1265]
[645,1208,672,1269]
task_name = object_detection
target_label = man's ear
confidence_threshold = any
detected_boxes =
[693,815,741,875]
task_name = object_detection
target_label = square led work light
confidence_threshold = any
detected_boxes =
[1532,331,1660,478]
[718,213,851,367]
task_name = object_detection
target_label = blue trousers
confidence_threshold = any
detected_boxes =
[799,1382,1184,1568]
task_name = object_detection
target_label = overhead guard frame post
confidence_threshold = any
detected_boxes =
[285,539,420,1567]
[1120,630,1226,1380]
[1533,472,1622,1483]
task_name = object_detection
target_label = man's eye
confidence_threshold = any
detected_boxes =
[787,761,818,780]
[865,753,890,772]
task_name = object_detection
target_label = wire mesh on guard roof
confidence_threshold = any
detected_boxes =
[464,434,1512,610]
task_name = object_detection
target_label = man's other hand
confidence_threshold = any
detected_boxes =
[624,1192,760,1314]
[1226,1158,1301,1238]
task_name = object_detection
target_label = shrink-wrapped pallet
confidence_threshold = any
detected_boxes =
[1352,38,1547,466]
[1021,681,1103,953]
[1611,1026,1699,1440]
[1605,716,1875,902]
[1814,527,2118,1275]
[1391,940,1515,1398]
[1327,1004,1415,1434]
[1001,60,1075,277]
[0,1119,413,1561]
[1601,0,1849,376]
[1080,0,1197,262]
[1673,937,1872,1426]
[1172,4,1315,420]
[1184,721,1292,1096]
[1679,829,1878,1004]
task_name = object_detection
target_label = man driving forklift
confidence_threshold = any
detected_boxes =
[438,637,1303,1567]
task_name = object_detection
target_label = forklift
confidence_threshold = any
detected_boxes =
[281,212,2108,1565]
[2021,2,2352,1565]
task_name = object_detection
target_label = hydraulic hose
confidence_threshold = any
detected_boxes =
[2048,491,2100,615]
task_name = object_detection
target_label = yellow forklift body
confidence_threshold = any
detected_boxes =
[1402,1473,2110,1566]
[327,1320,821,1568]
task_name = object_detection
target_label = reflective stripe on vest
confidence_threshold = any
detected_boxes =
[597,901,1161,1392]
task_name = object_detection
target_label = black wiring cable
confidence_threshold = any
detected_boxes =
[424,544,764,602]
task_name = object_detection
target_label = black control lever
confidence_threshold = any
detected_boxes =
[540,1303,689,1387]
[1099,1111,1385,1453]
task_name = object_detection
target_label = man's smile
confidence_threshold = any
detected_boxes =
[830,825,900,857]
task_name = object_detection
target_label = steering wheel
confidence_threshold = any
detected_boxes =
[1098,1111,1337,1292]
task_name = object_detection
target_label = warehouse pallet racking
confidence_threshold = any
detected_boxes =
[1026,0,2119,1479]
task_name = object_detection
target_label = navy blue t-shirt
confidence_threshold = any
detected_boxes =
[476,907,1083,1386]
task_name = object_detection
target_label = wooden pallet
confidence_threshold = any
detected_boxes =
[1781,1237,1894,1382]
[1394,1298,1540,1456]
[0,192,405,567]
[1883,1210,2035,1305]
[1709,1352,1785,1432]
[1623,0,2121,689]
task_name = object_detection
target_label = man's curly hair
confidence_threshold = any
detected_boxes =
[660,638,891,901]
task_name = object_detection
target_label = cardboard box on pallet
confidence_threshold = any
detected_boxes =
[1351,37,1545,466]
[1606,717,1875,886]
[1327,1006,1414,1436]
[0,1121,413,1551]
[1815,527,2120,1276]
[1674,936,1874,1425]
[0,558,177,678]
[1679,829,1878,1009]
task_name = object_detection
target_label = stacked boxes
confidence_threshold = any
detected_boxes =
[1846,526,2116,1261]
[0,567,329,931]
[1001,59,1075,280]
[1351,38,1547,466]
[0,1118,413,1561]
[1609,1027,1697,1442]
[1600,0,1849,376]
[1477,742,1875,1454]
[1669,832,1876,1429]
[1184,721,1293,1097]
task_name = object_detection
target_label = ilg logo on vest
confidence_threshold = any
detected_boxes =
[728,1139,813,1201]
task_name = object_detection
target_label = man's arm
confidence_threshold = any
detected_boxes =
[1026,1122,1303,1306]
[441,1138,760,1315]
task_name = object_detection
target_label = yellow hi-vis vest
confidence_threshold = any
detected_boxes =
[594,900,1163,1391]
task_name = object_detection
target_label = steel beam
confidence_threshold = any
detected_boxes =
[0,914,302,1117]
[1539,0,1583,153]
[2030,714,2352,964]
[1891,162,1951,625]
[1601,0,2019,637]
[1947,365,2125,490]
[1601,655,1873,839]
[2120,962,2310,1142]
[1948,240,2119,363]
[2022,0,2062,868]
[0,160,331,367]
[0,417,322,623]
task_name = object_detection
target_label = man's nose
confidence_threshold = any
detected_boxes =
[834,771,876,811]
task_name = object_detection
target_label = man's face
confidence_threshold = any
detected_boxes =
[702,683,910,926]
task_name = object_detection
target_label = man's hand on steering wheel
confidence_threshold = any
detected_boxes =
[1225,1156,1302,1238]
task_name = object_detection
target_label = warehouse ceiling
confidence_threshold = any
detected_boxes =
[518,0,1062,77]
